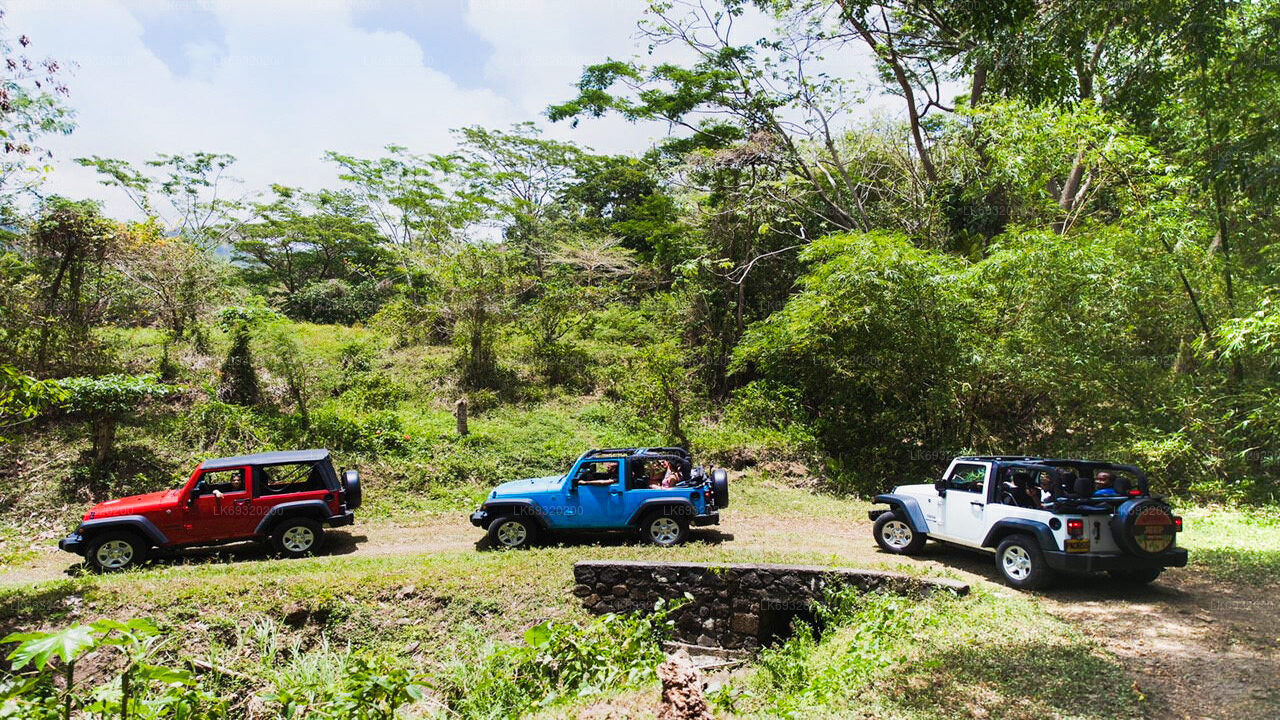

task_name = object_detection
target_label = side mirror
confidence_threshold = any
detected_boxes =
[189,480,206,503]
[934,479,947,496]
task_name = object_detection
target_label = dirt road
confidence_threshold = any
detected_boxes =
[4,513,1277,720]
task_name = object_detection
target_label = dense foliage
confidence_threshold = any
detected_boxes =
[0,1,1278,502]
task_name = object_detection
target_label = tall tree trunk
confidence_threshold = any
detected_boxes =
[839,5,938,183]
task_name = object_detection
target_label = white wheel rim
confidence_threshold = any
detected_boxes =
[882,520,914,549]
[1002,545,1032,580]
[96,540,134,569]
[650,517,681,545]
[282,526,315,552]
[497,521,527,547]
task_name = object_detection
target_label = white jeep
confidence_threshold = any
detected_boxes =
[869,456,1187,589]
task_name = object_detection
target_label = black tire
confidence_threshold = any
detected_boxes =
[1108,568,1163,584]
[270,518,324,558]
[640,511,689,547]
[995,534,1055,589]
[487,516,537,550]
[85,531,149,573]
[342,469,363,510]
[1110,499,1177,558]
[873,512,927,555]
[710,468,730,509]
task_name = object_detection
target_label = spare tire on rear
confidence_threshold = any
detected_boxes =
[1110,499,1176,557]
[710,468,729,509]
[343,469,363,510]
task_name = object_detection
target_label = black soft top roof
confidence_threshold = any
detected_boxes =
[201,449,331,470]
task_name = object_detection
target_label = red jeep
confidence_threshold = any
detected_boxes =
[58,449,362,572]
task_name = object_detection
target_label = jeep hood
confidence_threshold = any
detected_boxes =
[489,475,565,498]
[86,489,182,520]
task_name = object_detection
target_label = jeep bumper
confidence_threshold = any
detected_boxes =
[327,511,355,528]
[58,532,85,555]
[1043,547,1188,573]
[692,512,720,527]
[469,509,489,528]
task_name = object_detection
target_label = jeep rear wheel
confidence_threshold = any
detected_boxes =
[271,518,324,558]
[873,512,927,555]
[995,534,1055,590]
[86,531,148,573]
[488,516,536,550]
[641,512,689,547]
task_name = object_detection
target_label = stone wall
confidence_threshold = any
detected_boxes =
[573,560,970,650]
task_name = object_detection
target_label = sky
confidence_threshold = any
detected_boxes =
[6,0,897,219]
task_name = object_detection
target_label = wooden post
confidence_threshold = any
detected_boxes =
[455,397,469,437]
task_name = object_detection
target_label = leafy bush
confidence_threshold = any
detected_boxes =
[437,604,678,718]
[265,654,424,720]
[305,406,409,455]
[0,618,225,719]
[284,278,386,325]
[370,298,448,349]
[174,400,275,455]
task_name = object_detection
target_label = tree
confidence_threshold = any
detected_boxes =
[548,0,877,231]
[0,12,74,207]
[74,152,248,248]
[325,146,484,301]
[233,185,391,321]
[441,244,530,389]
[19,197,125,374]
[455,123,587,268]
[0,364,65,440]
[58,374,173,469]
[116,218,226,340]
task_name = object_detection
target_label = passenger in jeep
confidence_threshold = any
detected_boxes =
[1093,471,1119,496]
[643,460,679,488]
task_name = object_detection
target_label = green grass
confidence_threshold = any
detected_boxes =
[1179,505,1280,586]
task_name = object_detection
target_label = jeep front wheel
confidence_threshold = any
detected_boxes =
[641,512,689,547]
[488,516,536,549]
[873,512,927,555]
[86,531,149,573]
[995,534,1054,590]
[271,518,324,558]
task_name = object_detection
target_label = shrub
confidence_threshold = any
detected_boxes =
[284,278,386,325]
[437,604,678,718]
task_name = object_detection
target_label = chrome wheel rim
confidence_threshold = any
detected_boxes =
[882,520,914,549]
[282,526,315,553]
[1002,545,1032,580]
[650,517,681,545]
[497,521,528,547]
[96,540,134,569]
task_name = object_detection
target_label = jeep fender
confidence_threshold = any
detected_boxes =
[981,518,1058,552]
[626,499,696,527]
[481,500,550,530]
[254,501,334,535]
[873,494,929,534]
[78,515,168,546]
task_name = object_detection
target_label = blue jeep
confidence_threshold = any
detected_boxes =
[469,447,729,549]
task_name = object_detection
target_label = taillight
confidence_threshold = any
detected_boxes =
[1128,488,1142,497]
[1066,519,1084,537]
[1173,516,1183,532]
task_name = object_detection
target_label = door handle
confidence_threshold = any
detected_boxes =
[970,502,984,508]
[609,490,622,496]
[234,499,251,506]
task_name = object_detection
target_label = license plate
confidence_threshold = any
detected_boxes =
[1065,538,1090,553]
